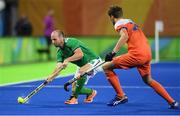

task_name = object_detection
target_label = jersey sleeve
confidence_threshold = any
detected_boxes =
[115,24,128,32]
[66,38,80,51]
[114,19,133,32]
[57,49,63,62]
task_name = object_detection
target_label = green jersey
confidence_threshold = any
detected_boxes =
[57,38,98,67]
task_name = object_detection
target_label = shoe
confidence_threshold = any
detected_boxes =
[65,96,78,104]
[84,90,97,103]
[169,101,179,109]
[107,95,128,106]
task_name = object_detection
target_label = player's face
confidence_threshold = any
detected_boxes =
[51,35,64,48]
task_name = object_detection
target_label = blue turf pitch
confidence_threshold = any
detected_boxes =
[0,62,180,115]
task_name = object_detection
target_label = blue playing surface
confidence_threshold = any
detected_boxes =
[0,62,180,115]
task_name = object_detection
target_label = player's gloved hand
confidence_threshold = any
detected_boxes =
[105,52,116,61]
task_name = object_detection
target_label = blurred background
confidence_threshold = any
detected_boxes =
[0,0,180,85]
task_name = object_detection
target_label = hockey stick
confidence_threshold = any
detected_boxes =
[17,81,48,104]
[64,61,105,91]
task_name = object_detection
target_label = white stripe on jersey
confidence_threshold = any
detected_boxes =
[114,19,133,30]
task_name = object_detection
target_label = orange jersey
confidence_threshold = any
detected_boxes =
[114,19,151,59]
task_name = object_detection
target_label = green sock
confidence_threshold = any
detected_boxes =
[73,75,92,97]
[79,87,93,95]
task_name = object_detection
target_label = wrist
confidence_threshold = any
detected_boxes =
[64,59,70,62]
[112,51,116,55]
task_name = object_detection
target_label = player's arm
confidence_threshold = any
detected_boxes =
[66,48,83,61]
[105,28,129,61]
[113,28,129,53]
[62,48,83,67]
[46,62,64,82]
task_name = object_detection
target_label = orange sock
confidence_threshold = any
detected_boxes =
[149,80,174,104]
[105,70,124,97]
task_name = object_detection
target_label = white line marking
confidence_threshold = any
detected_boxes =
[0,74,74,87]
[3,85,180,89]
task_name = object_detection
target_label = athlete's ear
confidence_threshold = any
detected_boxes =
[110,15,114,19]
[110,14,114,18]
[110,16,115,25]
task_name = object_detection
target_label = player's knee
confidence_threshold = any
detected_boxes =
[102,62,116,79]
[102,62,114,71]
[102,64,108,71]
[102,65,112,74]
[142,74,153,85]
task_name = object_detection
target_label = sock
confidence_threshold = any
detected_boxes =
[105,70,124,97]
[149,80,174,104]
[79,87,93,95]
[73,75,92,97]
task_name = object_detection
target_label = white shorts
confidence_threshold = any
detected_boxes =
[74,57,103,85]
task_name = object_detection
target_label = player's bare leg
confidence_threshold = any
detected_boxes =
[142,75,179,109]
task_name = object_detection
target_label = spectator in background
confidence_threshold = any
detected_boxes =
[0,0,5,36]
[15,15,33,36]
[44,9,55,60]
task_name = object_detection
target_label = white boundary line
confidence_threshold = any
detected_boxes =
[0,74,74,87]
[3,85,180,89]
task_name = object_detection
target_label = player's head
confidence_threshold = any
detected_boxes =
[108,6,123,25]
[51,30,65,48]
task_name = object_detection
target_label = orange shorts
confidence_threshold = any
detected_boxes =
[112,53,151,77]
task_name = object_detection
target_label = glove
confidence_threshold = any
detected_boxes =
[105,52,116,61]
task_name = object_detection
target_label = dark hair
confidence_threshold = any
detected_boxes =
[108,6,123,18]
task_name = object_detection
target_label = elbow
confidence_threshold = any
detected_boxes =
[79,52,84,59]
[78,49,84,59]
